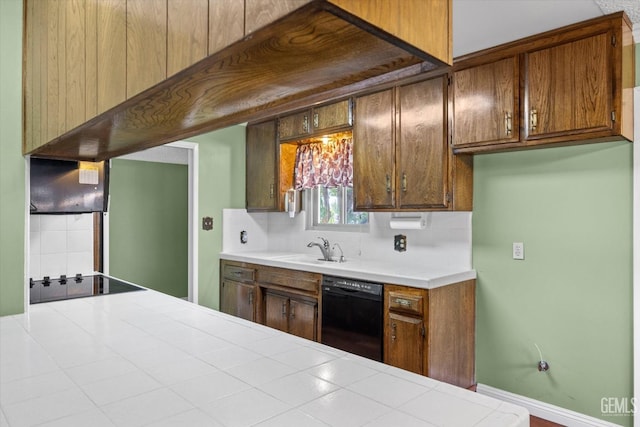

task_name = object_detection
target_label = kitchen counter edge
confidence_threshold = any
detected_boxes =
[219,252,477,289]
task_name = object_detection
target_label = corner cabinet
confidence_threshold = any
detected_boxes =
[453,12,634,153]
[246,120,279,212]
[353,74,473,211]
[384,281,476,388]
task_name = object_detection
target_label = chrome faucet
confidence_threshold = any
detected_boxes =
[307,237,332,261]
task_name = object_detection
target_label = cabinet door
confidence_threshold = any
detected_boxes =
[246,121,279,211]
[524,32,612,140]
[220,280,256,322]
[279,111,311,141]
[353,89,395,210]
[312,99,352,133]
[385,312,424,375]
[289,298,317,341]
[397,76,448,209]
[264,292,289,333]
[454,57,519,147]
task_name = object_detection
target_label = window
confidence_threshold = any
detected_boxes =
[308,186,368,230]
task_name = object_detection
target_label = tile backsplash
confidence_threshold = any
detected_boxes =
[222,208,472,271]
[30,214,95,280]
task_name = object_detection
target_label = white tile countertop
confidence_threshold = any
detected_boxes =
[220,251,477,289]
[0,287,527,427]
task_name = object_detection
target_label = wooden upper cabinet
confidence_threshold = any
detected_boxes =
[329,0,452,65]
[453,56,519,148]
[244,0,311,34]
[453,12,634,154]
[312,99,352,133]
[397,76,448,210]
[97,0,126,115]
[65,0,87,131]
[353,74,469,211]
[126,0,167,97]
[278,99,352,141]
[524,33,611,141]
[208,0,245,54]
[167,0,209,77]
[246,121,279,212]
[353,89,396,210]
[279,111,311,141]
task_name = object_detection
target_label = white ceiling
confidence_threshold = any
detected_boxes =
[453,0,640,57]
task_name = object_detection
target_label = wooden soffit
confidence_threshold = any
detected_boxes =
[31,1,446,161]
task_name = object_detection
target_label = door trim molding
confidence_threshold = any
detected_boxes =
[104,141,199,304]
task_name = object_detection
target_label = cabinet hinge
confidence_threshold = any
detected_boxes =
[420,325,426,338]
[447,76,452,86]
[611,111,616,122]
[445,192,451,204]
[612,35,616,46]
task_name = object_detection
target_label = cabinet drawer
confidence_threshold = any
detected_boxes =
[257,267,320,294]
[387,291,424,316]
[223,264,255,282]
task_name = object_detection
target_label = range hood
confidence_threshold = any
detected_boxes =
[28,0,450,162]
[30,158,109,213]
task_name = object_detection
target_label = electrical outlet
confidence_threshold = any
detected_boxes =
[513,242,524,260]
[202,217,213,231]
[394,234,407,252]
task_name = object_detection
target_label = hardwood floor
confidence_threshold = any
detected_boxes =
[530,415,564,426]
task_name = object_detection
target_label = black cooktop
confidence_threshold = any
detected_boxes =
[30,274,145,304]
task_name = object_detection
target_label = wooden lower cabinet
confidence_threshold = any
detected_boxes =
[220,279,256,322]
[385,312,424,375]
[221,260,321,342]
[384,281,476,388]
[264,291,317,341]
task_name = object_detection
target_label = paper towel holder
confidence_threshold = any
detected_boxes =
[389,213,427,230]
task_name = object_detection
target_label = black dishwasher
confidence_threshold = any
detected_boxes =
[321,275,383,362]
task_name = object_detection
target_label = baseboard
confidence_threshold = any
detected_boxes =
[476,384,625,427]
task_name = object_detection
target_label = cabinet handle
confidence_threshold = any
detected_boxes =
[386,174,391,193]
[530,108,538,132]
[290,303,295,319]
[313,112,319,129]
[401,173,407,192]
[249,291,253,306]
[303,115,309,133]
[395,298,411,307]
[281,302,287,316]
[269,183,274,199]
[504,111,512,136]
[391,322,397,342]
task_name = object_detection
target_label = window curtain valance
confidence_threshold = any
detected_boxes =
[294,138,353,190]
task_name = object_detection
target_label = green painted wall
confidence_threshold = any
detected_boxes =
[473,141,633,425]
[0,0,25,316]
[109,160,189,298]
[189,126,246,310]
